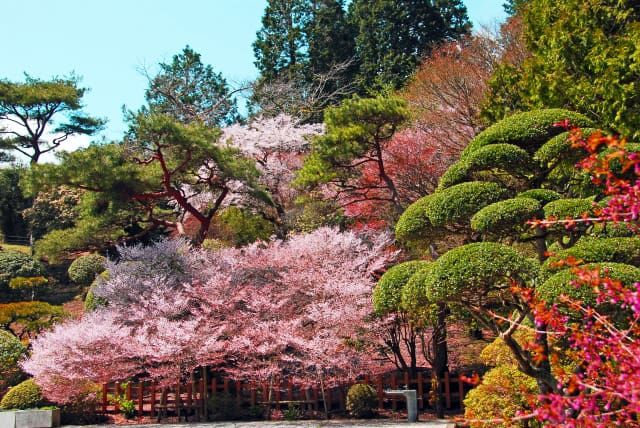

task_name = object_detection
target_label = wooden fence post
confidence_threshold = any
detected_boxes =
[390,373,397,411]
[376,375,384,409]
[417,372,424,410]
[201,367,208,421]
[137,383,144,415]
[101,383,108,413]
[275,380,281,411]
[458,372,465,409]
[114,382,120,412]
[150,382,156,417]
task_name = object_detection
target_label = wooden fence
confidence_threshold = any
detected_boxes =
[100,369,471,419]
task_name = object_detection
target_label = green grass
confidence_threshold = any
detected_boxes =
[0,243,31,254]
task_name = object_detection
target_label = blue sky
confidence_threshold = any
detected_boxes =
[1,1,506,143]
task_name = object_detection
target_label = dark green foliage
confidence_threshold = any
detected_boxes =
[439,144,534,189]
[394,195,433,242]
[534,129,596,166]
[538,263,640,310]
[306,0,355,77]
[22,187,81,240]
[0,167,29,239]
[424,242,539,302]
[145,46,239,126]
[543,238,640,272]
[215,207,275,247]
[516,189,561,205]
[425,182,508,227]
[401,264,437,316]
[471,197,541,235]
[461,109,593,159]
[0,250,45,291]
[68,254,106,286]
[373,260,430,314]
[348,0,470,91]
[0,330,26,390]
[0,379,42,410]
[207,392,240,421]
[0,75,105,164]
[346,383,377,418]
[543,197,594,219]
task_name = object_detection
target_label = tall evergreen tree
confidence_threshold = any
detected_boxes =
[348,0,471,91]
[306,0,355,77]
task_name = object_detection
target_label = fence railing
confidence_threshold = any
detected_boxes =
[100,369,471,419]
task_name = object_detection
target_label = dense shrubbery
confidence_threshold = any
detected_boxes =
[0,379,43,410]
[471,197,541,235]
[68,254,106,286]
[346,383,377,418]
[425,182,507,227]
[0,251,45,292]
[0,330,26,390]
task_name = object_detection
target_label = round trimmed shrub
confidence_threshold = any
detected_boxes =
[534,129,596,165]
[0,379,43,410]
[0,250,45,289]
[543,197,595,219]
[463,365,538,428]
[84,271,109,312]
[425,182,508,227]
[461,109,593,159]
[346,383,377,418]
[439,144,533,189]
[68,254,106,286]
[424,243,539,302]
[471,197,542,235]
[395,195,433,242]
[543,237,640,271]
[0,330,26,389]
[374,261,431,314]
[401,264,437,320]
[516,189,562,206]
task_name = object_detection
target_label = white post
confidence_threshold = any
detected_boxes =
[385,389,418,422]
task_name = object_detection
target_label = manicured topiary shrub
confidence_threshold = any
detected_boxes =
[537,263,640,311]
[84,271,109,312]
[439,144,533,189]
[425,182,508,227]
[479,331,534,367]
[516,188,561,205]
[463,365,538,428]
[68,254,106,286]
[543,237,640,271]
[373,260,430,314]
[0,379,43,410]
[543,197,595,219]
[461,109,593,159]
[0,250,45,290]
[395,195,433,242]
[534,129,596,165]
[424,243,539,302]
[0,330,26,390]
[400,264,436,317]
[346,383,377,418]
[471,197,542,235]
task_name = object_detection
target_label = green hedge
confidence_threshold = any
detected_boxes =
[424,242,539,302]
[543,237,640,271]
[0,330,26,389]
[68,254,106,286]
[373,261,431,314]
[471,197,541,235]
[543,197,595,219]
[0,379,43,410]
[439,144,533,189]
[516,189,562,205]
[0,251,45,289]
[395,195,433,242]
[534,129,596,165]
[461,109,593,159]
[426,182,508,227]
[346,384,377,418]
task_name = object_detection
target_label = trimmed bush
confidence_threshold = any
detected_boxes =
[0,302,67,338]
[0,379,43,410]
[401,264,437,320]
[424,243,539,302]
[373,261,431,314]
[439,144,533,189]
[0,250,45,289]
[463,365,538,428]
[426,182,508,227]
[534,129,595,165]
[0,330,26,390]
[543,197,595,219]
[471,197,541,235]
[543,237,640,271]
[68,254,106,286]
[461,109,593,159]
[516,189,561,205]
[346,383,377,418]
[84,271,109,312]
[479,331,534,367]
[394,195,433,242]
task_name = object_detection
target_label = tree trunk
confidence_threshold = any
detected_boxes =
[432,303,449,418]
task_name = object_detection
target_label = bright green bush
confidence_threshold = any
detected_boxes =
[394,195,433,242]
[0,379,43,410]
[68,254,106,286]
[0,250,45,290]
[439,144,533,189]
[534,129,596,165]
[216,207,275,246]
[543,237,640,271]
[0,330,26,390]
[516,189,561,205]
[538,262,640,310]
[400,264,437,321]
[479,331,534,367]
[543,197,595,219]
[463,365,538,427]
[471,198,541,235]
[425,182,508,227]
[424,242,539,302]
[84,272,109,312]
[201,238,232,252]
[373,261,430,314]
[346,383,377,418]
[461,109,593,159]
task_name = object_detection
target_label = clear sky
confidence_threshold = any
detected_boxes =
[1,0,506,146]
